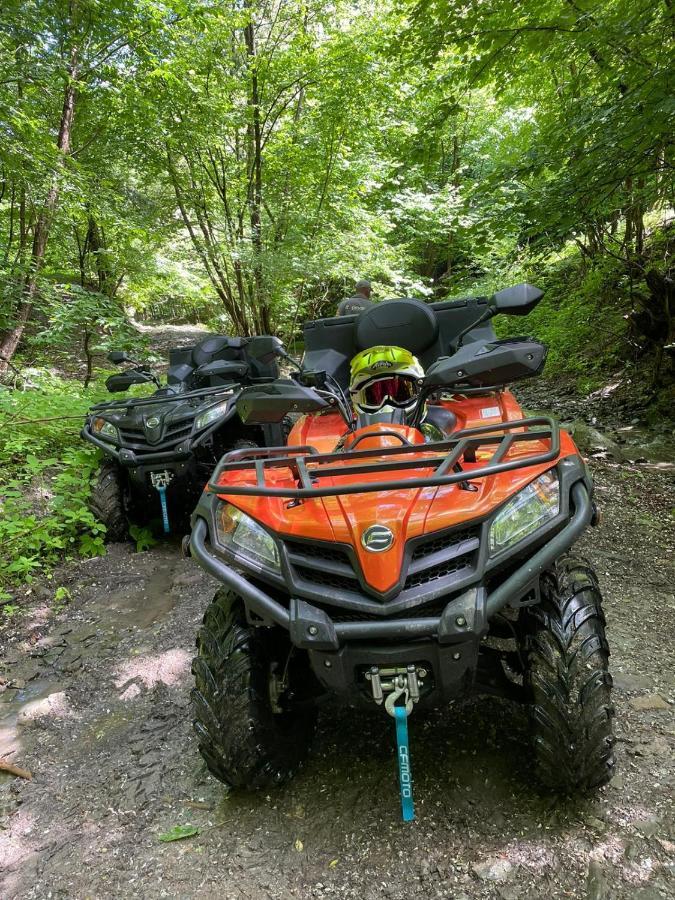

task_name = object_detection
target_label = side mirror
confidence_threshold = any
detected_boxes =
[105,370,154,393]
[490,283,544,316]
[236,380,329,423]
[107,350,131,364]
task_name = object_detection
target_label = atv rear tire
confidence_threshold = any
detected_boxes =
[89,459,128,542]
[192,589,317,790]
[521,554,615,793]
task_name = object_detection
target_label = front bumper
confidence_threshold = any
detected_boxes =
[190,479,593,646]
[82,426,194,467]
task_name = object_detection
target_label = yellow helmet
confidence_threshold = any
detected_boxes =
[349,345,424,414]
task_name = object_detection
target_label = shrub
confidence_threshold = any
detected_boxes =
[0,372,110,607]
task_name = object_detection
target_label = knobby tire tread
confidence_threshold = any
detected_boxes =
[191,588,316,790]
[522,554,616,793]
[88,459,128,542]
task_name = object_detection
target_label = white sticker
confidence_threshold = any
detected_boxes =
[480,406,501,418]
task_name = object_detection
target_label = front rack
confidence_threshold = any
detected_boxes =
[206,416,560,500]
[90,384,239,412]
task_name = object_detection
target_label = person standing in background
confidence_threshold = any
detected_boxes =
[337,280,374,316]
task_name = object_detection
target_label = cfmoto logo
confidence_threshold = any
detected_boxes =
[361,524,394,553]
[146,416,160,428]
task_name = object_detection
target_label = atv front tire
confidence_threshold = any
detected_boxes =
[521,554,615,793]
[192,589,317,790]
[89,459,128,542]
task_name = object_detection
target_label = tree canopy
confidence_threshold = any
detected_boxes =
[0,0,672,376]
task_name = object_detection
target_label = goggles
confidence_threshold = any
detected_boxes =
[356,375,419,412]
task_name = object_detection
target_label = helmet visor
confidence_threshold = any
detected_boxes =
[359,375,418,412]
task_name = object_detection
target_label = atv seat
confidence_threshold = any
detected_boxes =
[167,335,281,391]
[424,404,457,435]
[164,336,249,390]
[356,298,439,356]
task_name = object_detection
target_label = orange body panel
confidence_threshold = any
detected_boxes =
[215,390,578,595]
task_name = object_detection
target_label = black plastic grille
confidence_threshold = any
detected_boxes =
[405,556,470,589]
[410,526,479,561]
[119,425,144,440]
[294,565,357,590]
[284,522,481,603]
[166,422,193,438]
[285,540,352,566]
[119,419,193,451]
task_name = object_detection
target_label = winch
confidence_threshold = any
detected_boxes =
[365,663,426,712]
[365,664,424,822]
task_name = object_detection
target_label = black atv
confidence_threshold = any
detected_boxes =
[82,334,286,540]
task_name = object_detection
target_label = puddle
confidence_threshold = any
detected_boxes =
[0,678,64,768]
[96,585,177,630]
[83,557,180,631]
[0,557,182,771]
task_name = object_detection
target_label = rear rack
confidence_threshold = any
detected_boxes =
[206,416,560,499]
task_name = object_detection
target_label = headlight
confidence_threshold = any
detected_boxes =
[215,503,280,572]
[489,470,559,556]
[92,417,119,443]
[195,399,231,431]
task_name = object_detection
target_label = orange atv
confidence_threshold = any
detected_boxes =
[188,284,615,819]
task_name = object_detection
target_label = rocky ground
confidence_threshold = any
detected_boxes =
[1,350,674,899]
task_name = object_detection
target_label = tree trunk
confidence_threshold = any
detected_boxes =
[244,17,269,334]
[83,328,93,388]
[0,47,78,375]
[166,145,251,334]
[86,214,111,294]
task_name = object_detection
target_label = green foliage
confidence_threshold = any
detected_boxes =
[129,524,158,553]
[0,0,672,391]
[53,585,73,613]
[0,375,109,600]
[158,824,200,843]
[492,252,631,378]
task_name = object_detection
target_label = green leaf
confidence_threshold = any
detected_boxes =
[129,524,158,552]
[158,825,200,843]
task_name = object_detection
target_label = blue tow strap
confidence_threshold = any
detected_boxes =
[157,485,170,534]
[394,705,415,822]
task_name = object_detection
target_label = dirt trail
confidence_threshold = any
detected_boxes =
[133,322,210,360]
[1,337,674,899]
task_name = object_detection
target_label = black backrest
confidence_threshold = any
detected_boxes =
[303,315,360,388]
[244,336,282,381]
[192,335,246,368]
[356,298,439,356]
[166,335,281,389]
[167,346,196,386]
[303,296,498,388]
[430,297,497,356]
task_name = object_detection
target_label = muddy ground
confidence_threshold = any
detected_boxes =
[1,349,674,899]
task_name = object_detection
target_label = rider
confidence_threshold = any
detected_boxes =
[348,345,446,442]
[348,345,451,441]
[337,279,375,317]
